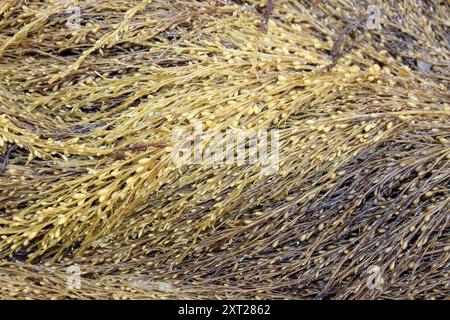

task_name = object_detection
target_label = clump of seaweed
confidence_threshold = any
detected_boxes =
[0,0,449,299]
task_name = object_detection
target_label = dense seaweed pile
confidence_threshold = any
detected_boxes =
[0,0,449,299]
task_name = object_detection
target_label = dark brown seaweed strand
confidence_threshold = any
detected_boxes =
[0,145,17,175]
[258,0,276,32]
[325,14,369,71]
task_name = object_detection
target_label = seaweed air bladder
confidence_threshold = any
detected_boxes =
[0,0,449,299]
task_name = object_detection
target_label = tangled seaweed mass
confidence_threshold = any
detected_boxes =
[0,0,449,299]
